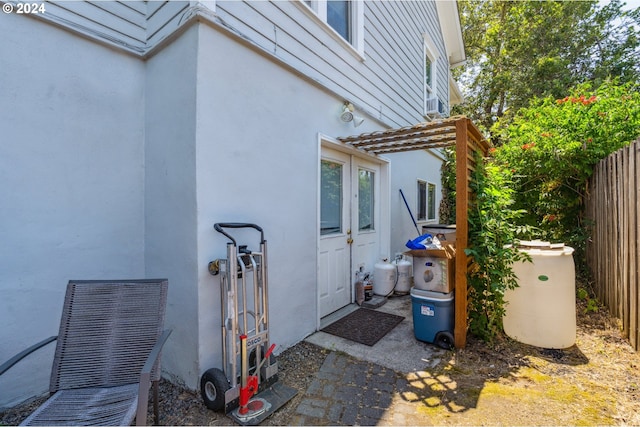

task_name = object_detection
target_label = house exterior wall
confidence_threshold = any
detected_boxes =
[11,1,452,125]
[386,150,445,256]
[144,24,201,388]
[214,0,449,127]
[0,0,460,406]
[0,13,145,408]
[39,1,191,53]
[192,22,390,387]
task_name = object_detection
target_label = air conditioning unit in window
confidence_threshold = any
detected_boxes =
[425,97,444,118]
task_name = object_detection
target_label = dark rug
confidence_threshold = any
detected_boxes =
[321,308,405,346]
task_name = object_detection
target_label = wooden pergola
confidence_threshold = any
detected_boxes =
[338,116,490,348]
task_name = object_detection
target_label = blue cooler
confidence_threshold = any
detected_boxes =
[410,287,454,349]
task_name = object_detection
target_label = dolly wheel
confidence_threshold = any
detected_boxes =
[200,368,230,411]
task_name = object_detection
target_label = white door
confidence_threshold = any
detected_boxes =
[319,147,382,318]
[351,157,381,274]
[319,149,351,317]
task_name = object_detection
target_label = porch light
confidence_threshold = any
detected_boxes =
[340,102,354,123]
[340,101,365,127]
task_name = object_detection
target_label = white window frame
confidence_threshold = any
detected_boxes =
[423,34,440,116]
[417,179,437,222]
[296,0,365,60]
[427,182,437,221]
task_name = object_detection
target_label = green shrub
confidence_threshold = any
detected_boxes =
[465,152,531,341]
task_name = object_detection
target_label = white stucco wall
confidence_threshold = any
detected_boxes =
[144,24,201,388]
[193,23,385,387]
[140,21,388,391]
[386,150,445,257]
[0,14,145,409]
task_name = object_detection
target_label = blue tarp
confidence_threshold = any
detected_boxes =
[406,233,434,250]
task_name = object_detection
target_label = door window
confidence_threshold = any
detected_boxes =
[321,160,343,235]
[358,168,375,231]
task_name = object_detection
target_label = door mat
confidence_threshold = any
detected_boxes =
[321,308,404,346]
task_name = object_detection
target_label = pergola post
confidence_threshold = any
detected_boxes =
[454,118,470,348]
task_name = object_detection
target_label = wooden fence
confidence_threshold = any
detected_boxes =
[586,138,640,351]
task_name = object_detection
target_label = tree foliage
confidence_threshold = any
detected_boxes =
[455,0,640,140]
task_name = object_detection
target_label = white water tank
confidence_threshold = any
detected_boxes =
[503,241,576,349]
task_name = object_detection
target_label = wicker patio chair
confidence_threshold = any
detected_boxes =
[0,279,171,426]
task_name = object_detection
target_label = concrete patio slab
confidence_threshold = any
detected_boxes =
[305,294,448,374]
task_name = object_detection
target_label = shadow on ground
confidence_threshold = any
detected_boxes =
[397,337,589,415]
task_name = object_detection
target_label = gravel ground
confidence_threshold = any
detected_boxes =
[0,341,329,426]
[2,293,639,426]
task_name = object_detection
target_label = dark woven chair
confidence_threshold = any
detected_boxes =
[0,279,171,426]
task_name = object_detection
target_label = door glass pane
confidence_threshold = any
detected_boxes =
[321,160,343,235]
[358,169,374,231]
[327,0,351,42]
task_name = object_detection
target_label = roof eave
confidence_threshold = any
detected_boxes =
[435,1,466,67]
[449,75,464,105]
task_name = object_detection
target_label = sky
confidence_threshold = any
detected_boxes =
[603,0,640,11]
[623,0,640,10]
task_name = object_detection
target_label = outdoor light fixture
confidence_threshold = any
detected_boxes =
[340,102,355,123]
[339,101,365,127]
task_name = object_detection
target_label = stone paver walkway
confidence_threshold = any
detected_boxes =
[290,351,429,425]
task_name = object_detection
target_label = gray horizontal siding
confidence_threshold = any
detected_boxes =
[29,1,189,53]
[215,0,450,127]
[358,0,449,120]
[46,1,147,50]
[25,0,451,125]
[146,1,190,46]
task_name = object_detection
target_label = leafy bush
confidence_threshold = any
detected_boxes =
[439,147,457,224]
[492,79,640,270]
[465,152,531,341]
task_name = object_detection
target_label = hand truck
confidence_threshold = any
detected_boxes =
[200,223,297,425]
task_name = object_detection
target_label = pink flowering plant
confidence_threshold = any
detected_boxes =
[492,79,640,269]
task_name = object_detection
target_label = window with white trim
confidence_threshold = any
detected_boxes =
[423,34,440,116]
[427,182,436,220]
[417,180,437,221]
[298,0,364,57]
[327,1,351,42]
